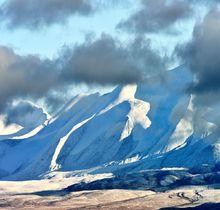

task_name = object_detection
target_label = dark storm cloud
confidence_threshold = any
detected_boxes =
[59,34,167,84]
[0,0,94,29]
[60,34,140,84]
[176,9,220,97]
[117,0,192,34]
[4,101,47,128]
[0,34,167,113]
[175,7,220,134]
[0,46,58,111]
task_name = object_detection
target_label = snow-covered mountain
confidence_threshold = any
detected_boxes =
[0,65,219,181]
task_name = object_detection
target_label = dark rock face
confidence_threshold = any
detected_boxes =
[64,170,220,193]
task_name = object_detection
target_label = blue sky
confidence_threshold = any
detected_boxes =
[0,0,215,116]
[0,0,199,62]
[0,1,138,59]
[0,0,140,102]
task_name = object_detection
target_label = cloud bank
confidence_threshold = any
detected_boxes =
[0,34,167,114]
[60,34,167,84]
[175,7,220,133]
[176,8,220,106]
[0,46,58,111]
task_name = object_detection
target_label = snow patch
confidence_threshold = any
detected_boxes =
[119,155,141,165]
[120,99,151,141]
[50,115,95,171]
[12,124,44,140]
[0,117,22,135]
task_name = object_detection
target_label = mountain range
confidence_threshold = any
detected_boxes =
[0,65,219,181]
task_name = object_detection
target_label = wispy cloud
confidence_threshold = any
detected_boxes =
[4,101,47,128]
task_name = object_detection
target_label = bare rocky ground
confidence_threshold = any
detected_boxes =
[0,181,219,209]
[0,170,219,209]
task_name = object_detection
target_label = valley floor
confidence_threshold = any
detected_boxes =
[0,178,219,209]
